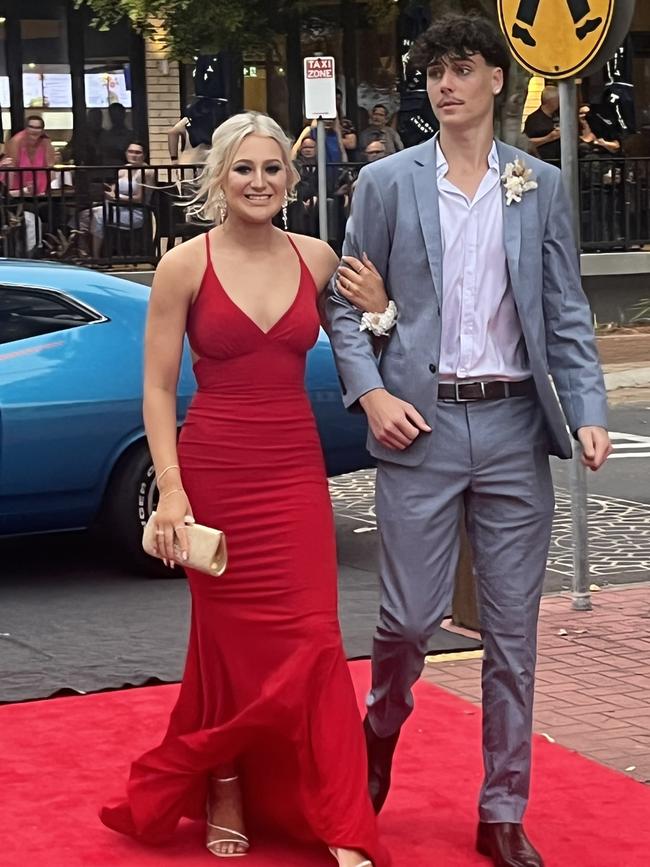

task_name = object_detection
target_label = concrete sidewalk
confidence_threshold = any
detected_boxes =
[603,362,650,392]
[598,332,650,392]
[424,583,650,785]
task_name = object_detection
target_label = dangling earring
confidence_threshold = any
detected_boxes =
[282,192,289,231]
[216,188,227,224]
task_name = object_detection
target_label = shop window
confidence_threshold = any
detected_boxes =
[1,17,9,141]
[244,63,267,114]
[243,36,290,134]
[83,17,135,164]
[522,77,545,129]
[21,19,72,153]
[355,15,399,131]
[266,37,290,134]
[633,55,650,127]
[242,39,289,133]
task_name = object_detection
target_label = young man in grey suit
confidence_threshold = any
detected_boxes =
[327,13,612,867]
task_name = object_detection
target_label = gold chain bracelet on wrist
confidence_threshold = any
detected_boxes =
[160,488,185,499]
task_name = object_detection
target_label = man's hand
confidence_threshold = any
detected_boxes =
[360,388,431,450]
[577,426,613,471]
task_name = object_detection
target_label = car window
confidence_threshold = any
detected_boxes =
[0,285,103,345]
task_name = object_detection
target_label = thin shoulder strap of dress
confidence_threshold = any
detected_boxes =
[204,230,212,268]
[285,233,306,268]
[285,232,319,295]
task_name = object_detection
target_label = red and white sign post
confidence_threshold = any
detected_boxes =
[303,56,337,119]
[303,56,337,241]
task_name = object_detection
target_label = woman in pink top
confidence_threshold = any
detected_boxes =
[5,115,56,195]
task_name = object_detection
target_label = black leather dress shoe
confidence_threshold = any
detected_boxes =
[512,23,536,47]
[363,715,400,814]
[576,17,602,40]
[476,822,544,867]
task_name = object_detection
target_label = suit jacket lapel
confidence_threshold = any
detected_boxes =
[496,140,522,290]
[411,138,443,305]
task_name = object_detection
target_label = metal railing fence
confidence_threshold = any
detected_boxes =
[1,157,649,267]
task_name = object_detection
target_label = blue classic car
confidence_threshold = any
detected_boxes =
[0,260,370,574]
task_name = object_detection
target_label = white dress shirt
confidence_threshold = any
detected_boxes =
[437,141,531,382]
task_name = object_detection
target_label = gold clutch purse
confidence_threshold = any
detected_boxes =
[142,512,228,576]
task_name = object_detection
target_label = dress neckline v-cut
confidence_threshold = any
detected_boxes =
[205,231,304,337]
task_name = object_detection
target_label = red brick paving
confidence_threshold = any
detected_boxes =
[423,584,650,784]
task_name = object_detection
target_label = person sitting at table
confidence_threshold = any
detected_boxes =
[4,115,56,196]
[74,141,154,257]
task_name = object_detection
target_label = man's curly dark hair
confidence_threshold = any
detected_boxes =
[409,13,511,90]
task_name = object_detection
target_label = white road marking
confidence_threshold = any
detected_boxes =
[609,430,650,459]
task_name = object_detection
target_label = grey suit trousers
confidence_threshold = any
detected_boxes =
[367,395,555,822]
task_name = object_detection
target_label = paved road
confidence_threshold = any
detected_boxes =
[1,400,648,701]
[548,400,650,587]
[2,402,649,593]
[553,400,650,505]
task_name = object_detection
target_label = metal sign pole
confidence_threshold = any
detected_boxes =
[559,78,591,612]
[316,116,328,242]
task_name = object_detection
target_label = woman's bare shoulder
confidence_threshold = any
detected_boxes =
[153,233,208,298]
[288,233,339,290]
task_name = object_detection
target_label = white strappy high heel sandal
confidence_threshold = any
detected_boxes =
[329,847,372,867]
[206,776,250,859]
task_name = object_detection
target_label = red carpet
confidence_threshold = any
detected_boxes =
[2,660,649,866]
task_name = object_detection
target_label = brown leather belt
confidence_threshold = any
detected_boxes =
[438,378,535,402]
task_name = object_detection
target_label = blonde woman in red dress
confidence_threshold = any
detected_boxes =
[100,111,390,867]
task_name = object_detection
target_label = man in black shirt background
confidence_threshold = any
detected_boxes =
[524,86,561,163]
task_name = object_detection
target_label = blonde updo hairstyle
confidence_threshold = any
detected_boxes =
[189,111,300,224]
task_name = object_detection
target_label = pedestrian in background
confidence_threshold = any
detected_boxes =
[363,133,388,163]
[524,86,561,162]
[358,105,403,156]
[101,103,133,165]
[4,115,56,196]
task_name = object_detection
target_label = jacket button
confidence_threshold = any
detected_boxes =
[429,363,437,374]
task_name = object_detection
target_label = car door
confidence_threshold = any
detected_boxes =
[305,329,373,476]
[0,282,120,534]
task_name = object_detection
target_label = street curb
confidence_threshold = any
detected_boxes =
[604,366,650,391]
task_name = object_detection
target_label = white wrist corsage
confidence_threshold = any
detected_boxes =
[501,158,538,206]
[360,300,398,337]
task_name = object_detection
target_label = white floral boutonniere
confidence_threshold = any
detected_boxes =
[501,158,538,206]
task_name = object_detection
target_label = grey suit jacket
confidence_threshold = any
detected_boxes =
[325,136,608,466]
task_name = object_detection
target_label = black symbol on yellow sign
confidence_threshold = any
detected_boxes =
[512,0,602,47]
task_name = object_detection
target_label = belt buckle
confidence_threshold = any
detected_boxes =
[454,381,485,402]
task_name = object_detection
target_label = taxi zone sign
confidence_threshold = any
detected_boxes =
[305,57,335,79]
[304,56,337,119]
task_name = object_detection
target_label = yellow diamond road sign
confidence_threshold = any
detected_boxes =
[499,0,614,78]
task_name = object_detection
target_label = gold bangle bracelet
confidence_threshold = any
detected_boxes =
[156,464,180,484]
[160,487,185,499]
